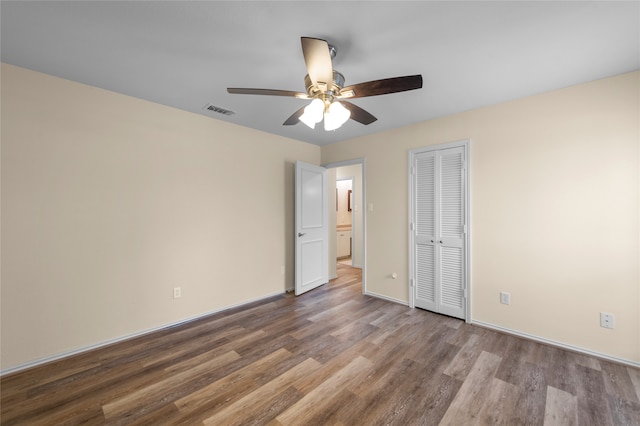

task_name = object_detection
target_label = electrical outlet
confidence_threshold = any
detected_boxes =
[500,292,510,305]
[600,312,614,329]
[173,287,181,299]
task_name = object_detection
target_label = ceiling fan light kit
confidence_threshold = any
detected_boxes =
[299,97,351,131]
[227,37,423,131]
[299,98,324,128]
[324,101,350,131]
[300,70,351,131]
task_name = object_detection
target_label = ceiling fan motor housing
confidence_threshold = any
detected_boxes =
[304,70,345,102]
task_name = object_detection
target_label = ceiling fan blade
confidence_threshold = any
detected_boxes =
[339,75,423,99]
[340,101,377,125]
[301,37,333,89]
[227,88,309,99]
[283,106,306,126]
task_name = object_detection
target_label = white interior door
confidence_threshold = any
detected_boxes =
[410,144,468,320]
[295,161,329,295]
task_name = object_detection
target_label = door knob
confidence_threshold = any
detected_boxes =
[430,240,434,243]
[439,240,443,244]
[298,232,306,237]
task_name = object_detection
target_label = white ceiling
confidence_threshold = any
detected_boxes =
[2,1,638,146]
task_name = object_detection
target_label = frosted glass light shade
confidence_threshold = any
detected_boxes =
[324,101,351,131]
[299,99,324,129]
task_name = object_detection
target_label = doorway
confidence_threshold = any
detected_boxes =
[323,159,366,294]
[336,177,353,266]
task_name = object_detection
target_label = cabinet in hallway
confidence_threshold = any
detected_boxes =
[337,230,352,258]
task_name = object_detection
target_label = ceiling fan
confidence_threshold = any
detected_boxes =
[227,37,423,131]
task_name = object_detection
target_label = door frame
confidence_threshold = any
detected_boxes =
[408,140,471,322]
[323,158,366,295]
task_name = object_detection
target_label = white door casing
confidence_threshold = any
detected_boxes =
[409,141,469,320]
[295,161,329,295]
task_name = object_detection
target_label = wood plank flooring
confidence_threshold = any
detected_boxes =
[2,264,639,425]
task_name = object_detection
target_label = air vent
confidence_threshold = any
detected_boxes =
[203,103,235,116]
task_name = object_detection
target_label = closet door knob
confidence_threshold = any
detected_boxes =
[298,232,306,237]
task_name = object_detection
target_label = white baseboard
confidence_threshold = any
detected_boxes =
[364,291,409,306]
[0,290,286,377]
[472,320,640,368]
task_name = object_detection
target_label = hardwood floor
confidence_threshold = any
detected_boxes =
[2,264,639,425]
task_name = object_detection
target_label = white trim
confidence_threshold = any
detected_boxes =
[364,291,409,306]
[323,158,365,169]
[466,142,472,322]
[322,158,367,297]
[0,290,285,377]
[408,140,471,322]
[472,320,640,368]
[407,150,415,309]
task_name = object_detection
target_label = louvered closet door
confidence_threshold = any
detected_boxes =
[413,151,438,312]
[413,146,466,320]
[437,147,465,318]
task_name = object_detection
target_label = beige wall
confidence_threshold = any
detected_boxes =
[2,63,637,369]
[1,64,320,370]
[322,72,640,363]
